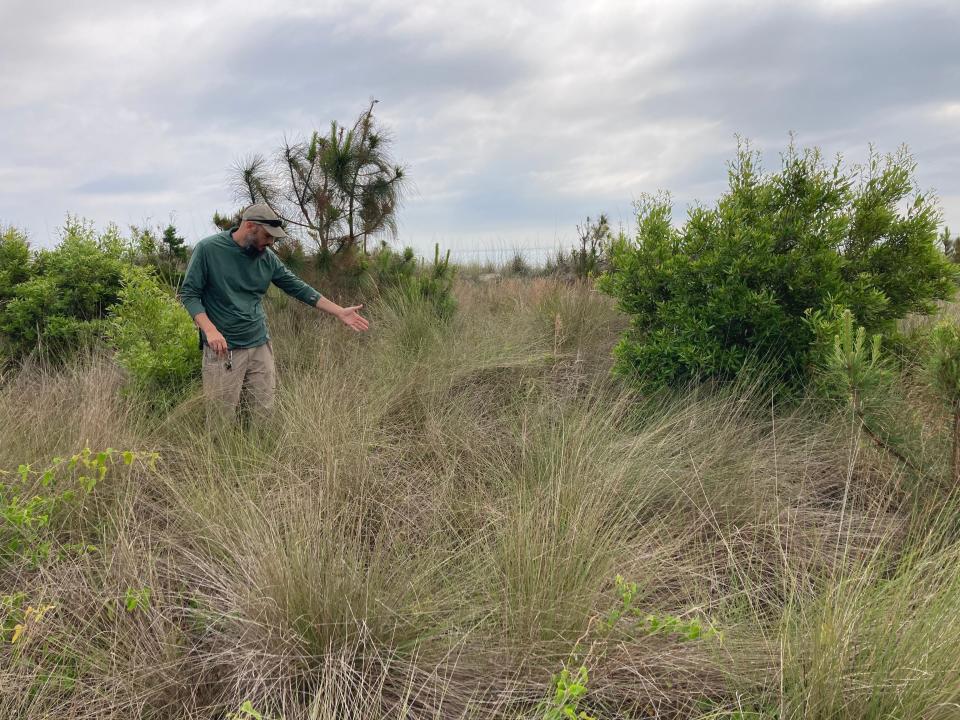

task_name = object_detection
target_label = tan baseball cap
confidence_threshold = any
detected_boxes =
[241,203,288,239]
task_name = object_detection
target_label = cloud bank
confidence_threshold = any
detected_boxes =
[1,0,957,260]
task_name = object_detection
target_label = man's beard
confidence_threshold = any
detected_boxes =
[243,243,265,258]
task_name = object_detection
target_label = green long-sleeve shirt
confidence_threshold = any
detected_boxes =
[179,228,322,349]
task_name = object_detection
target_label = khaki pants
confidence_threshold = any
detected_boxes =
[202,341,276,430]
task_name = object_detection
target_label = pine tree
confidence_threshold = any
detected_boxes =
[219,99,407,258]
[941,226,959,263]
[161,224,187,260]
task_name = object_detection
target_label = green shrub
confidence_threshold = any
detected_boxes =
[108,265,201,401]
[372,243,456,319]
[408,243,456,319]
[0,218,128,362]
[0,227,32,365]
[597,142,958,388]
[368,241,417,290]
[0,216,199,387]
[0,227,31,298]
[926,321,960,402]
[538,664,597,720]
[925,321,960,482]
[506,252,533,277]
[1,448,157,570]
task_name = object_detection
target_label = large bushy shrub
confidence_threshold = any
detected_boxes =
[597,142,958,388]
[0,228,32,366]
[0,219,196,377]
[108,266,201,401]
[0,218,128,362]
[0,228,31,296]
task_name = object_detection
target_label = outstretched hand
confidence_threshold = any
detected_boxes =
[338,304,370,332]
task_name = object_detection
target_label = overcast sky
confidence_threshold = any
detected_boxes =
[1,0,958,261]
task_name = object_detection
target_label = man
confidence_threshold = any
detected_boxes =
[180,203,369,427]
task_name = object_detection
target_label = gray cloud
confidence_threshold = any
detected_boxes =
[1,0,958,256]
[74,173,168,195]
[640,2,960,131]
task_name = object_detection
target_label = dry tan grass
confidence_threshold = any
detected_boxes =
[2,278,958,719]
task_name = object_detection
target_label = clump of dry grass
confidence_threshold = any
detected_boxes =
[0,351,146,462]
[2,277,958,719]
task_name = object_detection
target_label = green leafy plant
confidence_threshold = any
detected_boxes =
[639,612,721,642]
[605,575,722,643]
[0,217,129,362]
[1,448,158,568]
[407,243,457,319]
[228,699,279,720]
[603,573,640,629]
[812,308,924,475]
[108,265,201,402]
[925,320,960,483]
[377,243,457,320]
[538,664,598,720]
[597,142,958,388]
[1,591,28,643]
[0,227,31,300]
[123,587,152,613]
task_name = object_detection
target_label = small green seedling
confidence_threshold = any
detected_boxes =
[123,587,152,613]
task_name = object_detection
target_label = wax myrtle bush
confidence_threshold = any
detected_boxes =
[0,218,128,363]
[0,220,200,401]
[108,266,200,403]
[597,142,958,388]
[0,227,31,366]
[0,227,31,296]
